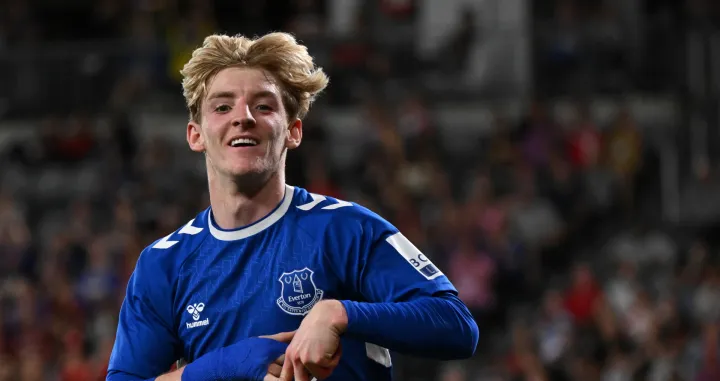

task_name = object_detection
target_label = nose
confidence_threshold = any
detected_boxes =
[231,103,255,128]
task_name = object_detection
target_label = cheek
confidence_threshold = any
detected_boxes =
[202,123,224,144]
[266,121,288,144]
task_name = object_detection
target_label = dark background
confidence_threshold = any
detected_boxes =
[0,0,719,380]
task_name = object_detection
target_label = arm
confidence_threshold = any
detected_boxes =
[107,248,289,381]
[107,250,183,380]
[107,368,183,381]
[109,337,288,381]
[332,227,479,359]
[339,293,478,359]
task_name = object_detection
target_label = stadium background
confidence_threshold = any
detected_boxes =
[0,0,719,380]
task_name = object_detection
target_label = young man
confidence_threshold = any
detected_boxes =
[107,32,479,381]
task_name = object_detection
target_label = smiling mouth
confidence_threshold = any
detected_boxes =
[229,138,259,147]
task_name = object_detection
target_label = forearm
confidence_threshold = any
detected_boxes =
[107,365,185,381]
[339,293,479,359]
[107,369,180,381]
[108,337,286,381]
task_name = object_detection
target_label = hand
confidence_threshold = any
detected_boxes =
[280,300,348,381]
[260,331,295,381]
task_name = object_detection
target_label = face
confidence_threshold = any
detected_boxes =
[187,67,302,184]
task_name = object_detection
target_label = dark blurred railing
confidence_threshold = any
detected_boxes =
[530,1,687,97]
[0,30,533,120]
[0,7,692,120]
[0,39,177,118]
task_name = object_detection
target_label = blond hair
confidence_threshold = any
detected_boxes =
[181,32,329,123]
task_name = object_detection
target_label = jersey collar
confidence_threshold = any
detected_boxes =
[208,185,295,241]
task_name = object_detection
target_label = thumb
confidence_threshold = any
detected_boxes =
[260,330,296,343]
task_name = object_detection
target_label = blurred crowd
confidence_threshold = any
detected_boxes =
[2,99,718,381]
[1,0,720,381]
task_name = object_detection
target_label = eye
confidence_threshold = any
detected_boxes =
[214,104,231,113]
[256,104,273,112]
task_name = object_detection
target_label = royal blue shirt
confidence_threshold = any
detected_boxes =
[108,185,478,380]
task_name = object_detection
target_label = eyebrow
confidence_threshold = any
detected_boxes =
[205,90,279,102]
[251,90,280,102]
[206,91,236,101]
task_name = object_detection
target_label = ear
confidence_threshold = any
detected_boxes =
[187,121,205,153]
[286,118,302,150]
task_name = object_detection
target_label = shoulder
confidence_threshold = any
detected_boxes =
[135,208,211,280]
[290,187,396,241]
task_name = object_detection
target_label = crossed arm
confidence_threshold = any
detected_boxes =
[107,293,477,381]
[109,226,479,381]
[155,333,290,381]
[107,332,292,381]
[278,294,478,381]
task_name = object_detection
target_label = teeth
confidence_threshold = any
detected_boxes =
[230,138,258,147]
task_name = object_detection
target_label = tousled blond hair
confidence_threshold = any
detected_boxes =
[181,32,329,123]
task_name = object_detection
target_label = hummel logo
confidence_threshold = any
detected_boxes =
[187,303,205,321]
[186,303,210,329]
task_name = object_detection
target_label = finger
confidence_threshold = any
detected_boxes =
[327,343,343,368]
[312,344,342,370]
[260,331,296,343]
[304,363,333,380]
[307,345,342,380]
[268,363,282,377]
[294,358,312,381]
[279,353,294,381]
[274,354,285,365]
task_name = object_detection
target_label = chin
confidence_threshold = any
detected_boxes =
[225,158,267,176]
[228,164,274,182]
[227,166,264,178]
[211,157,276,185]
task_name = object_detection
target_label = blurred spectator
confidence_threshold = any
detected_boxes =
[604,261,640,320]
[564,264,601,326]
[605,224,676,268]
[437,6,477,75]
[623,290,656,347]
[305,155,343,199]
[692,266,720,325]
[566,104,601,171]
[448,236,497,323]
[517,101,559,169]
[509,165,564,254]
[604,108,642,207]
[536,290,572,366]
[285,0,326,39]
[167,2,217,82]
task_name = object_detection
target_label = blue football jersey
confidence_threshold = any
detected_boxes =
[108,185,457,380]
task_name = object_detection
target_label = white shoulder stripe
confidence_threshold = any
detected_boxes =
[322,200,351,210]
[152,219,204,249]
[296,193,327,211]
[153,234,179,249]
[297,193,352,211]
[179,219,203,235]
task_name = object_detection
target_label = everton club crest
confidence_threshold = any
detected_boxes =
[276,267,324,316]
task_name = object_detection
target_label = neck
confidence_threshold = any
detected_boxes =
[208,169,286,230]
